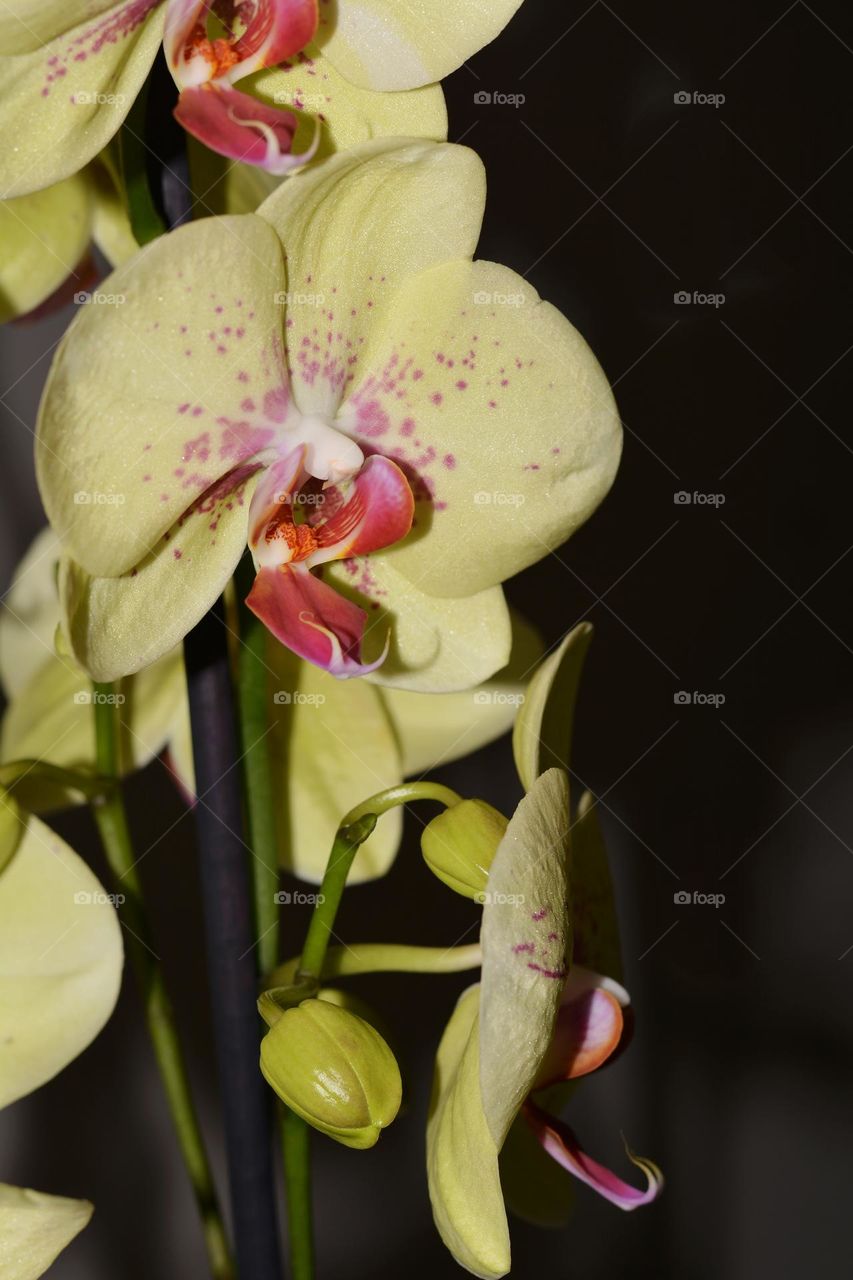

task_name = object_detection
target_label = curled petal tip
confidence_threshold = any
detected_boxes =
[174,83,317,174]
[525,1104,663,1210]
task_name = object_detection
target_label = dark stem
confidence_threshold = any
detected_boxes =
[184,600,283,1280]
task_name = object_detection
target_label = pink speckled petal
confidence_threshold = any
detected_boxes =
[60,466,261,681]
[174,83,316,174]
[525,1104,663,1210]
[0,1,164,197]
[246,564,387,677]
[479,769,571,1148]
[307,455,414,565]
[165,0,318,88]
[37,214,289,578]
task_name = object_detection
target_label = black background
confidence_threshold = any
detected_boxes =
[1,1,852,1276]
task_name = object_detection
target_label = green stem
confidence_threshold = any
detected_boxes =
[281,1108,315,1280]
[235,560,280,978]
[343,781,462,826]
[117,77,166,245]
[91,684,233,1280]
[271,943,483,988]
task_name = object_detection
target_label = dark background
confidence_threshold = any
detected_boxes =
[2,1,852,1276]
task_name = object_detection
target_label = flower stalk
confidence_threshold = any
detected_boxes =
[90,682,233,1280]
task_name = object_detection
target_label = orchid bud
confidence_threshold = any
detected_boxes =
[421,799,508,899]
[260,997,402,1149]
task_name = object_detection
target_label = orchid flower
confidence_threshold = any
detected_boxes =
[0,0,527,198]
[37,138,621,691]
[427,771,662,1279]
[2,527,537,879]
[0,1184,93,1278]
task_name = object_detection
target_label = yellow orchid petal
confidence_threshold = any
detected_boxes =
[0,2,164,198]
[326,554,511,693]
[59,468,260,680]
[0,174,92,322]
[0,812,123,1108]
[513,622,593,791]
[0,526,63,698]
[0,1184,92,1279]
[257,137,485,419]
[357,258,621,597]
[479,768,571,1147]
[427,985,510,1280]
[317,0,523,92]
[37,214,282,579]
[379,611,541,774]
[268,645,402,883]
[89,157,139,267]
[249,44,447,161]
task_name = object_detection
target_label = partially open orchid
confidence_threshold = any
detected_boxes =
[427,771,661,1278]
[0,0,529,197]
[37,139,620,689]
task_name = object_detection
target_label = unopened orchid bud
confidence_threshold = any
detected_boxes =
[421,799,508,898]
[260,997,401,1149]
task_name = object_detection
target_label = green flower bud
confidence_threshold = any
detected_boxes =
[260,998,402,1149]
[421,799,509,898]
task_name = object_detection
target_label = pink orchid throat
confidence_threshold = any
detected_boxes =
[165,0,319,170]
[245,436,414,677]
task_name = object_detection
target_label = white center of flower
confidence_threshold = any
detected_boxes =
[294,414,364,485]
